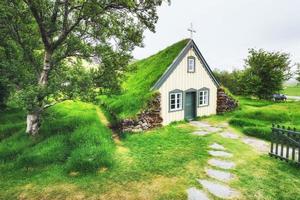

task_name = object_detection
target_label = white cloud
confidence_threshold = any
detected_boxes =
[133,0,300,71]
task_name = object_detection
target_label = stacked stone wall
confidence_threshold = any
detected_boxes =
[121,93,163,132]
[217,88,238,113]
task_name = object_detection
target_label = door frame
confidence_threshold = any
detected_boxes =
[184,88,197,120]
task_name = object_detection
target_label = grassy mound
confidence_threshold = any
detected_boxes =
[227,97,300,140]
[0,101,115,173]
[101,39,190,120]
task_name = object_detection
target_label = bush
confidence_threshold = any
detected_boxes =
[242,126,271,141]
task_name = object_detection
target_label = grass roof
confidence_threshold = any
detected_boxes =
[102,39,190,120]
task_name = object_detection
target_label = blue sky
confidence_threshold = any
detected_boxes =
[133,0,300,72]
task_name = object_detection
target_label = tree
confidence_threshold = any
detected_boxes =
[296,63,300,85]
[213,69,246,95]
[244,49,292,99]
[1,0,167,135]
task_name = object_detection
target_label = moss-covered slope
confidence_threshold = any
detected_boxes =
[102,39,190,120]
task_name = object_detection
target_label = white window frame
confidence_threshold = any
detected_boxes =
[199,89,209,106]
[187,56,196,73]
[169,92,183,112]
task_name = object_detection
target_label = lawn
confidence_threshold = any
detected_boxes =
[283,85,300,96]
[205,97,300,141]
[1,99,300,199]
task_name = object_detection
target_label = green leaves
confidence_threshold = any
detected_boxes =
[245,49,292,99]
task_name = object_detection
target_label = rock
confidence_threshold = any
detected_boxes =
[217,88,238,114]
[192,131,211,136]
[204,126,221,133]
[242,137,269,153]
[198,179,240,199]
[209,143,225,150]
[205,168,234,182]
[208,150,233,158]
[217,122,229,128]
[187,187,210,200]
[120,93,163,132]
[190,121,211,128]
[132,128,143,133]
[208,159,236,170]
[220,132,239,139]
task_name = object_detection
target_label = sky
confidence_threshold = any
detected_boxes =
[132,0,300,72]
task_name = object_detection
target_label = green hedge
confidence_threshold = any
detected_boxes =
[242,126,271,141]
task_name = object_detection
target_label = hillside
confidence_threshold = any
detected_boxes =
[101,39,190,120]
[0,101,115,173]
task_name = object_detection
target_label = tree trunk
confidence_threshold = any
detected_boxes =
[26,50,52,135]
[26,112,40,135]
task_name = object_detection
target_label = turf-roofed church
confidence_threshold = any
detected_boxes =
[152,39,220,124]
[103,39,225,132]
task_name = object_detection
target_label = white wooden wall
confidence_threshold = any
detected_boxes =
[158,47,217,125]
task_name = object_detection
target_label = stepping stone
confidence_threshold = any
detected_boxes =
[208,159,236,170]
[190,121,211,128]
[209,143,225,150]
[187,187,210,200]
[205,168,234,182]
[220,132,239,139]
[192,131,211,136]
[204,126,221,133]
[242,137,269,153]
[217,122,229,128]
[198,180,240,199]
[208,150,233,158]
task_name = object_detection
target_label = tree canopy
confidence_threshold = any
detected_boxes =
[0,0,167,135]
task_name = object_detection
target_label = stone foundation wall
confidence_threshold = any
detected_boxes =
[121,93,163,132]
[217,88,238,114]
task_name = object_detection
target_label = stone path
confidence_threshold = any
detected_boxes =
[208,159,236,170]
[187,120,272,199]
[187,121,242,199]
[190,121,222,136]
[187,188,210,200]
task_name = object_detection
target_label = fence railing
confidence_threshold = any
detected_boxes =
[269,124,300,165]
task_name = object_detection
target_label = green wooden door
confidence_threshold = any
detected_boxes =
[185,92,196,120]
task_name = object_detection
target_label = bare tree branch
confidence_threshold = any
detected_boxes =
[23,0,51,50]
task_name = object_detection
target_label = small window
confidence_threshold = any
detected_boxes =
[169,92,182,111]
[199,89,209,106]
[187,56,195,73]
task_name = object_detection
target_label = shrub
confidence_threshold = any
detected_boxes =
[242,126,271,141]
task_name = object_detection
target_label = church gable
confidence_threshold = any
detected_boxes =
[151,40,220,90]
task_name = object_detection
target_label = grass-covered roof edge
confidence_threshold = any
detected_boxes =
[151,39,220,90]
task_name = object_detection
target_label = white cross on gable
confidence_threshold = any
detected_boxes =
[187,23,196,39]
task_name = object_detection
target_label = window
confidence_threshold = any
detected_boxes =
[187,56,195,73]
[199,89,209,106]
[169,92,182,111]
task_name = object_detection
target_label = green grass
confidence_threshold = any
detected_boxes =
[0,110,211,199]
[1,99,300,199]
[208,97,300,141]
[0,101,115,173]
[100,39,189,120]
[207,132,300,200]
[282,85,300,96]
